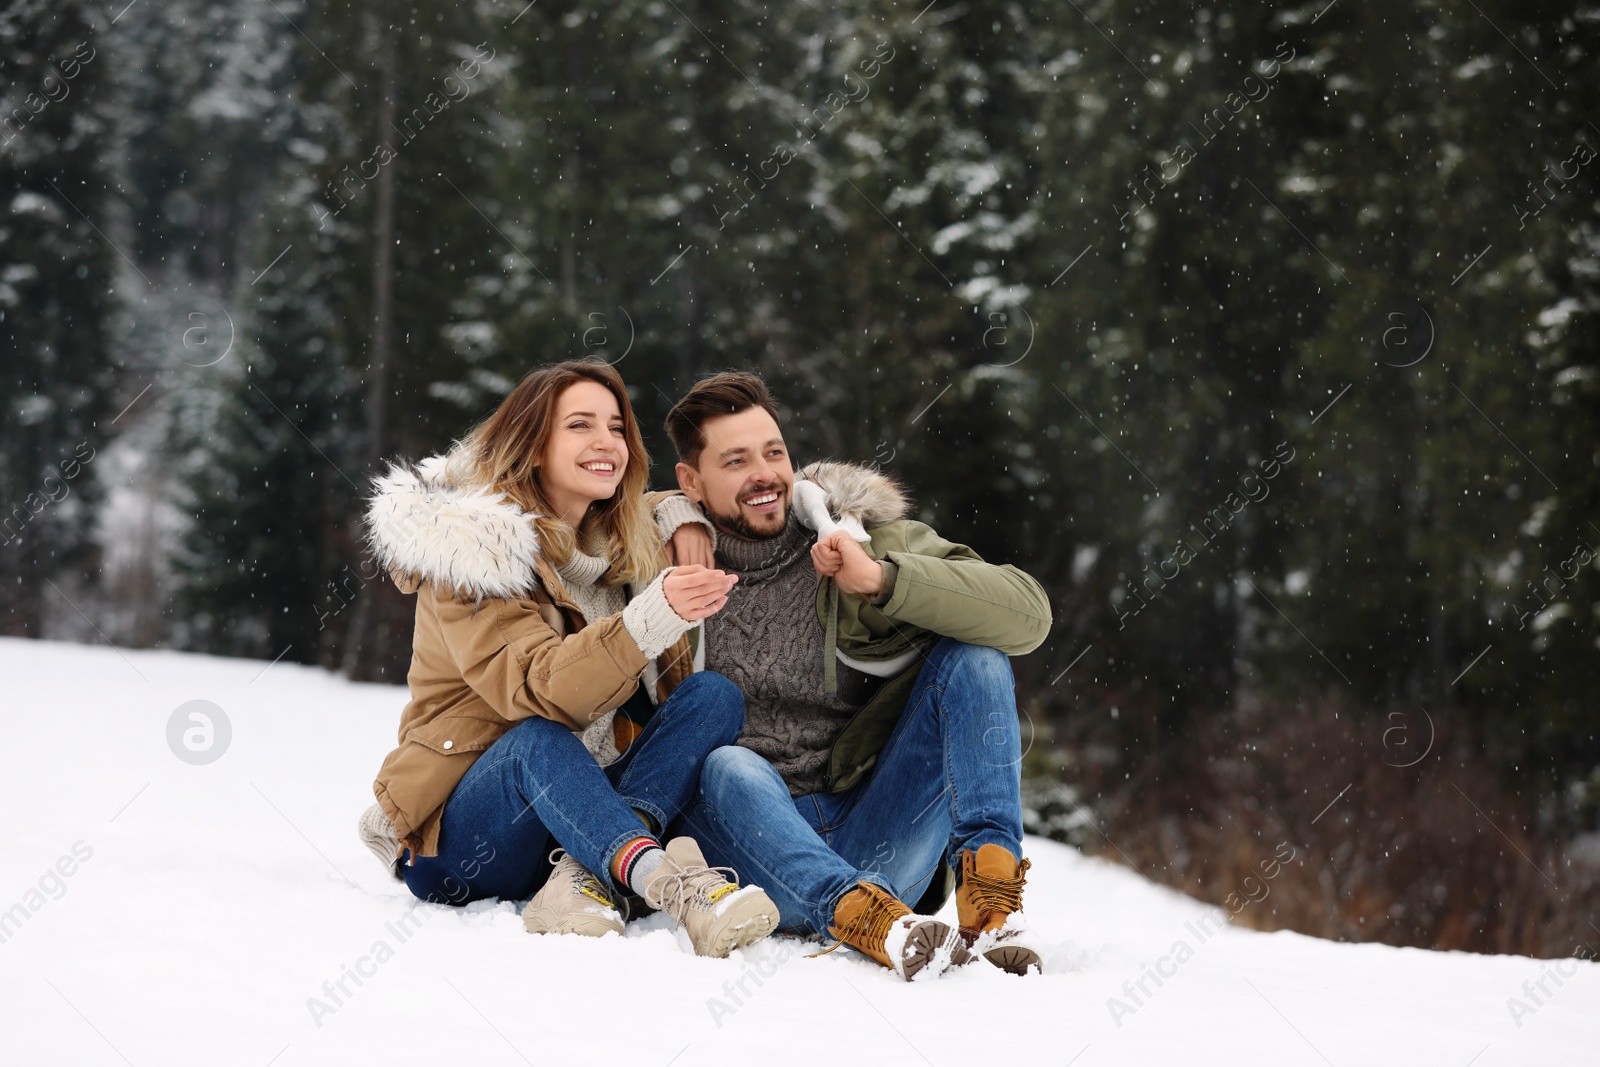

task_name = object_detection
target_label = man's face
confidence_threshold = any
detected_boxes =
[675,406,794,540]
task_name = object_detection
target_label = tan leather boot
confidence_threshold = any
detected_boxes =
[522,851,626,938]
[956,843,1042,975]
[827,881,969,981]
[640,837,779,958]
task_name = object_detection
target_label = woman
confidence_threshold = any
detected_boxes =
[355,358,777,958]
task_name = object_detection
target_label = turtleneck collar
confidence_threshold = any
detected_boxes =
[555,524,611,588]
[713,506,813,578]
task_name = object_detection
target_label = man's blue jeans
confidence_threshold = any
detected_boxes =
[402,671,744,906]
[672,638,1024,934]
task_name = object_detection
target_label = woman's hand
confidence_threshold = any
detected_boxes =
[811,530,885,598]
[663,564,738,621]
[667,522,715,569]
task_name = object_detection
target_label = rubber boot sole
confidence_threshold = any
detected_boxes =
[961,924,1043,976]
[889,919,971,980]
[522,904,624,938]
[981,942,1043,975]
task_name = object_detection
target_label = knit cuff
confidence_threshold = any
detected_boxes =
[358,803,403,881]
[654,493,717,553]
[623,568,696,660]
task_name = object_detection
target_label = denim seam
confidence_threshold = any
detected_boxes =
[935,678,966,866]
[923,640,972,865]
[621,797,669,838]
[855,676,945,815]
[810,792,844,835]
[853,638,961,786]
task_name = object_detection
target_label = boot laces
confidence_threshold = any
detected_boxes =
[827,884,905,957]
[548,849,614,907]
[648,861,739,923]
[967,856,1030,918]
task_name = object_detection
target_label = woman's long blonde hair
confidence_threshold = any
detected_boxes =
[453,358,664,586]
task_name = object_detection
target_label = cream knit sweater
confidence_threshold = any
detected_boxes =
[553,524,701,766]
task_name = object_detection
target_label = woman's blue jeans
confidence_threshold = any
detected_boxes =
[402,671,745,906]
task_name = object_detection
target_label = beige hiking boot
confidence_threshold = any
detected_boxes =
[640,837,779,958]
[956,843,1042,975]
[522,851,625,938]
[827,881,970,981]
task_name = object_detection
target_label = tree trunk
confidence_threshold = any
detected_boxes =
[342,17,399,678]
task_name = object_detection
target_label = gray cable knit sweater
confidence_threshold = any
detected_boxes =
[706,509,885,796]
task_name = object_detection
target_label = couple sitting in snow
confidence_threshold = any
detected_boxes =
[357,360,1053,980]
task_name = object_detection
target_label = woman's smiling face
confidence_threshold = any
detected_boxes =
[538,379,628,526]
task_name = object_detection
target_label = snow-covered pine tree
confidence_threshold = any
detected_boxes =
[0,0,116,637]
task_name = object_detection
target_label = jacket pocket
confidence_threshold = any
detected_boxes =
[404,713,507,756]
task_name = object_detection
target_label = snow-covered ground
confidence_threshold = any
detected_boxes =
[3,636,1594,1065]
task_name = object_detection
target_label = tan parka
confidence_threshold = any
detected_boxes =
[364,452,695,861]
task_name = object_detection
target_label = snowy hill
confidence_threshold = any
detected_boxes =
[2,637,1594,1065]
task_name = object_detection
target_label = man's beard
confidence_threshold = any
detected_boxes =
[705,491,787,541]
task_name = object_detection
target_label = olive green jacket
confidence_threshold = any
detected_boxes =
[792,461,1053,793]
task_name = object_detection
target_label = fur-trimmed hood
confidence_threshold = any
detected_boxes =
[364,450,542,602]
[794,460,910,540]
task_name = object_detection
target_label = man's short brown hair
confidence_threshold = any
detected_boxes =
[664,372,782,467]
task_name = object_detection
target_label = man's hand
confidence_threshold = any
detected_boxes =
[663,564,737,621]
[667,522,715,569]
[810,530,884,598]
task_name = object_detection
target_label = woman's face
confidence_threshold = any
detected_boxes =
[538,380,628,526]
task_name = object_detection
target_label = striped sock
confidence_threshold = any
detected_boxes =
[611,836,665,894]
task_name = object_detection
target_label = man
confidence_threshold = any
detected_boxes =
[651,372,1052,980]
